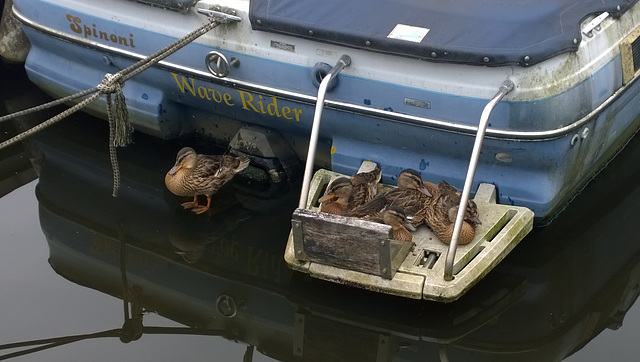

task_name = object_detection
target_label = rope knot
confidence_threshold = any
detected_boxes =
[98,73,124,94]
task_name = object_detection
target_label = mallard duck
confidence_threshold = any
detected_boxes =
[318,166,382,214]
[423,180,482,245]
[363,205,416,242]
[349,166,382,207]
[165,147,250,214]
[318,177,353,214]
[346,168,432,226]
[422,180,439,198]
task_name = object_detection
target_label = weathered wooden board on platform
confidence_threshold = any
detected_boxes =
[292,208,413,279]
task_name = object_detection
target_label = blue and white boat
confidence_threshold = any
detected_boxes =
[7,0,639,221]
[4,0,640,300]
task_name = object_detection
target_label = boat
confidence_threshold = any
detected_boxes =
[3,0,639,300]
[6,0,640,220]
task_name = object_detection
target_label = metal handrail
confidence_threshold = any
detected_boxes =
[298,55,352,209]
[443,79,515,281]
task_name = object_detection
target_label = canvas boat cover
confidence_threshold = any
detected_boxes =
[249,0,638,66]
[133,0,198,12]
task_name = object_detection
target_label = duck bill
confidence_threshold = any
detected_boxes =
[471,216,482,225]
[168,163,182,175]
[404,221,417,232]
[318,193,335,203]
[418,183,432,197]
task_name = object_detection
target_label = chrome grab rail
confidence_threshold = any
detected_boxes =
[443,79,515,281]
[298,55,352,209]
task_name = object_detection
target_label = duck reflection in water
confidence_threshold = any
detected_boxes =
[169,202,252,263]
[165,147,250,214]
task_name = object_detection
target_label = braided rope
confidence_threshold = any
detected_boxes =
[106,93,121,197]
[118,19,221,82]
[0,92,102,149]
[0,87,99,124]
[0,16,224,196]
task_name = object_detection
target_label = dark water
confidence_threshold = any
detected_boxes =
[1,59,640,362]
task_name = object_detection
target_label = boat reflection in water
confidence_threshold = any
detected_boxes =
[26,116,640,361]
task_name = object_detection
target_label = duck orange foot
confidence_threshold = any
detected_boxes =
[189,197,211,214]
[181,196,200,210]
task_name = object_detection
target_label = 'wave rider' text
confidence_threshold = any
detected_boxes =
[172,74,303,121]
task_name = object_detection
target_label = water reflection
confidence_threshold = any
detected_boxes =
[1,62,640,361]
[0,63,39,197]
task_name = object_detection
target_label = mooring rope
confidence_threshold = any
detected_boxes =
[0,13,227,196]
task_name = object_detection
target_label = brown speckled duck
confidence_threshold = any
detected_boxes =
[318,177,353,214]
[346,169,432,226]
[363,205,416,242]
[349,166,382,207]
[165,147,250,214]
[319,166,382,214]
[424,180,482,245]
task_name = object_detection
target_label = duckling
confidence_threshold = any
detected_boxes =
[346,169,432,226]
[318,167,382,214]
[363,206,416,242]
[165,147,250,214]
[424,180,482,245]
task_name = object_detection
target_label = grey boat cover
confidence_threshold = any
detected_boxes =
[249,0,638,66]
[133,0,197,12]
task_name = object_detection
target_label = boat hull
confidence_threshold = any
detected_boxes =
[10,0,640,221]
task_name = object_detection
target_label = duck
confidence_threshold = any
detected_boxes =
[363,205,416,242]
[318,166,382,214]
[346,168,432,226]
[318,177,353,214]
[422,180,439,198]
[349,166,382,207]
[165,147,250,214]
[423,180,482,245]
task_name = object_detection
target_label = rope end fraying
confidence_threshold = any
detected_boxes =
[100,73,134,147]
[113,90,134,147]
